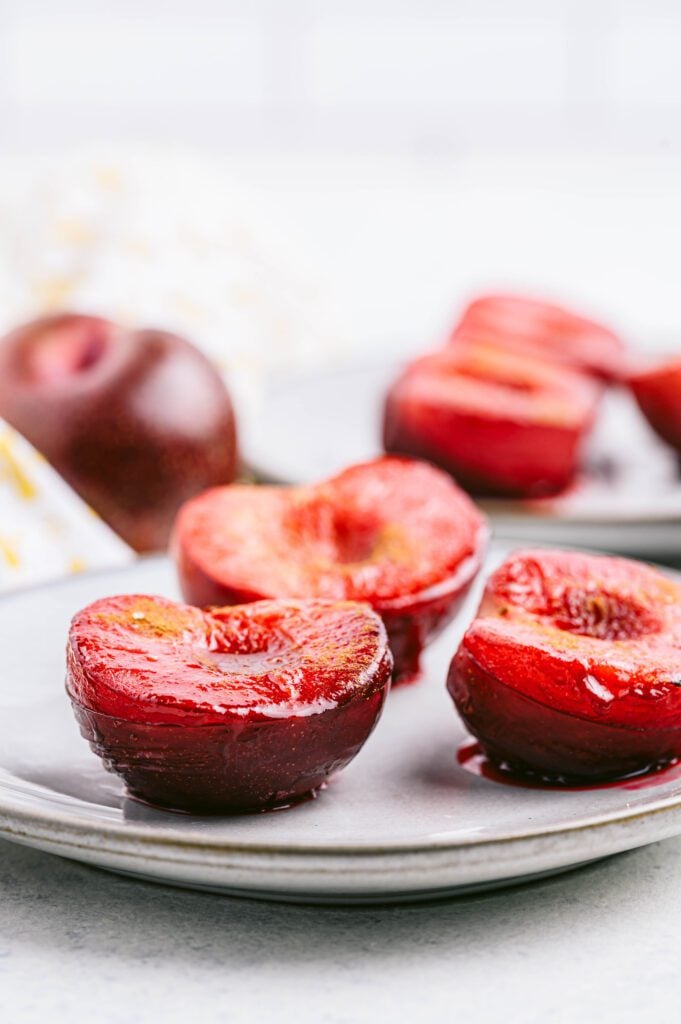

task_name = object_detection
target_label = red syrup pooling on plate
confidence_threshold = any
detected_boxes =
[457,739,681,792]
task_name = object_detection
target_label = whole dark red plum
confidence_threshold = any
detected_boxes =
[0,313,237,551]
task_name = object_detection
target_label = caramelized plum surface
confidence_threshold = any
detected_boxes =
[174,457,487,685]
[67,594,392,813]
[448,548,681,782]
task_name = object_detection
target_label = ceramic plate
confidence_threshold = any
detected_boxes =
[3,553,681,904]
[241,362,681,557]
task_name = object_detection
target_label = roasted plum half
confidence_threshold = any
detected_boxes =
[174,457,487,686]
[0,313,237,552]
[629,358,681,457]
[67,594,392,813]
[448,548,681,782]
[453,293,623,381]
[383,344,600,497]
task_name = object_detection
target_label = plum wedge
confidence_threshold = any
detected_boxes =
[174,457,487,686]
[67,594,392,813]
[0,312,237,552]
[384,344,601,497]
[453,293,624,381]
[448,548,681,782]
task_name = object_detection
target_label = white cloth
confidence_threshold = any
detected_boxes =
[0,147,342,380]
[0,422,132,593]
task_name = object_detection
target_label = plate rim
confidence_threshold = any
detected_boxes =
[3,780,681,860]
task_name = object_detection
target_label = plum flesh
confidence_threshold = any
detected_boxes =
[448,548,681,782]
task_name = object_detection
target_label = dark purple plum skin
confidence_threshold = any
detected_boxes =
[0,313,237,551]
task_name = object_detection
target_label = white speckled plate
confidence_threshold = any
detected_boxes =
[2,552,681,904]
[241,361,681,557]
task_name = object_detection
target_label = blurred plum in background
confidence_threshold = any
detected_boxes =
[0,313,237,551]
[383,339,601,498]
[629,358,681,458]
[452,294,624,382]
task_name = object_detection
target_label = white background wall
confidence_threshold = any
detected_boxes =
[1,0,680,156]
[0,1,680,351]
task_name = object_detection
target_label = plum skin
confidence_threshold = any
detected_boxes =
[0,313,237,552]
[629,360,681,456]
[70,689,388,814]
[449,645,681,782]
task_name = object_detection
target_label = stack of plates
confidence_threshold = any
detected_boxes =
[3,553,681,903]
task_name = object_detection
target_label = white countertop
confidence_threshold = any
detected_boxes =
[1,833,680,1023]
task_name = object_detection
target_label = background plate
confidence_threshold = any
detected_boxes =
[241,361,681,557]
[2,553,681,902]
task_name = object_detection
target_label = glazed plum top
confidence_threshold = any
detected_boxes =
[67,594,392,726]
[389,345,600,428]
[174,457,487,610]
[453,294,623,379]
[463,548,681,728]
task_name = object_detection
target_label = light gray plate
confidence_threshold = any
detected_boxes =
[2,552,681,904]
[241,361,681,556]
